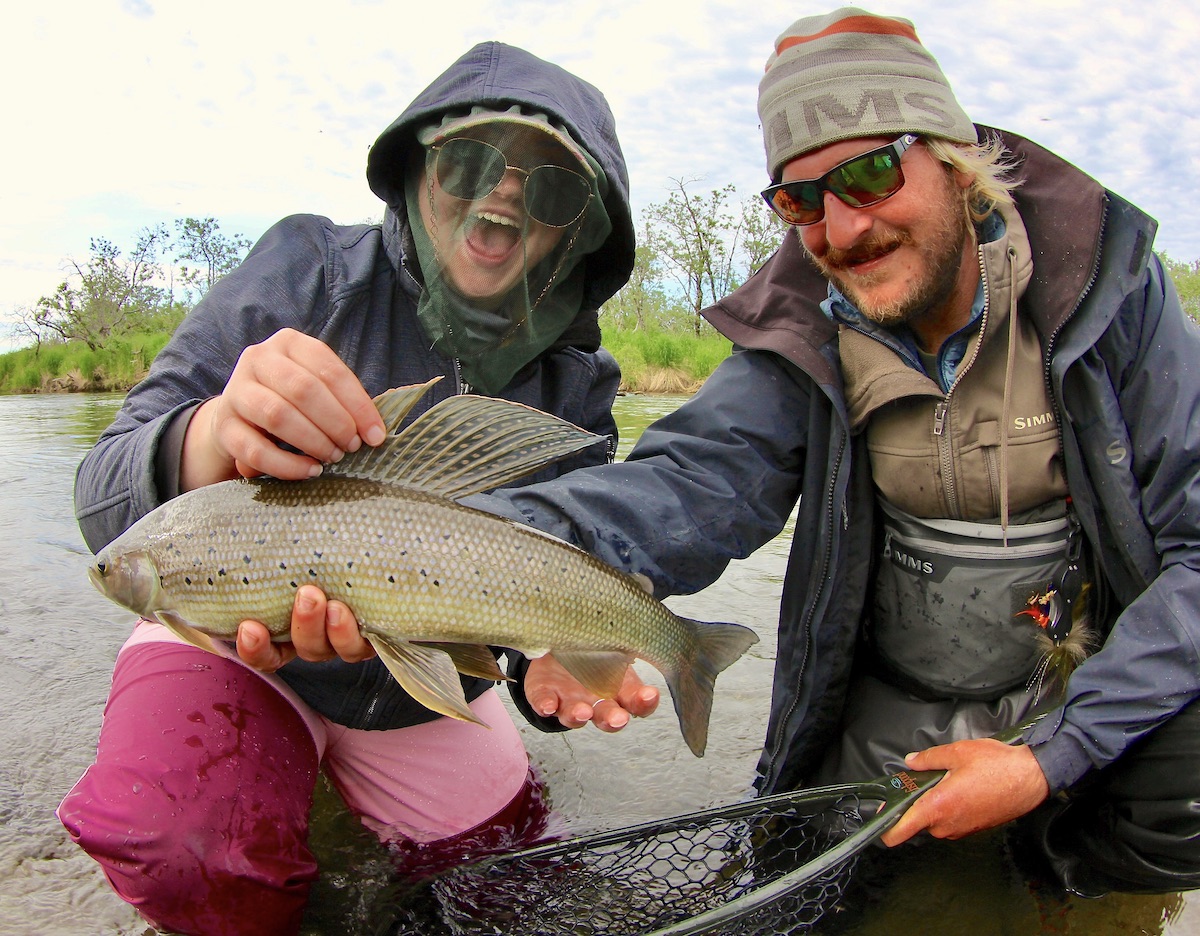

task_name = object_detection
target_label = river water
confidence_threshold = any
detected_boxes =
[0,391,1195,935]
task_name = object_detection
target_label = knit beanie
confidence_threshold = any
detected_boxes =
[758,7,977,180]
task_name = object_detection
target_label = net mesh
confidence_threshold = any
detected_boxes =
[390,788,873,936]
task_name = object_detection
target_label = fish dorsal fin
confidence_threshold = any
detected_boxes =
[327,382,604,499]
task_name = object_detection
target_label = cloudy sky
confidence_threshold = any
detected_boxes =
[3,0,1198,342]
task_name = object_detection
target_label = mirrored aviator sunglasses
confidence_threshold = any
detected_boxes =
[761,133,919,226]
[433,136,593,228]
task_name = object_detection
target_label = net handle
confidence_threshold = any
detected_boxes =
[642,770,942,936]
[642,714,1044,936]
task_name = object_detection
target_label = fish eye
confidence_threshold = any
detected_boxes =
[96,561,107,574]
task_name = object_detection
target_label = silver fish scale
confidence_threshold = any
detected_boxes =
[135,476,692,667]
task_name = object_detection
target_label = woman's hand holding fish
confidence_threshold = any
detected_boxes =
[236,585,376,671]
[182,328,387,490]
[525,654,660,732]
[879,738,1049,847]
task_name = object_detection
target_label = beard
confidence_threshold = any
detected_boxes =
[807,174,972,330]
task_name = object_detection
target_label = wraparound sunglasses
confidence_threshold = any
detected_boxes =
[761,133,919,226]
[432,136,593,228]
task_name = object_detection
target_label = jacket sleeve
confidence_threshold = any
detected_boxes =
[473,348,807,599]
[74,215,336,552]
[1028,254,1200,792]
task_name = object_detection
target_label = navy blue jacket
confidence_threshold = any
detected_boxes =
[75,42,635,731]
[486,130,1200,796]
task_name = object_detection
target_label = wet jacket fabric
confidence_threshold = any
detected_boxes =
[74,42,636,732]
[486,129,1200,796]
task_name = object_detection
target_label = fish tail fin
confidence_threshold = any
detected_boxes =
[664,619,758,757]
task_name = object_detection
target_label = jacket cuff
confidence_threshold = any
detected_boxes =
[154,402,202,502]
[505,653,570,735]
[1027,728,1095,795]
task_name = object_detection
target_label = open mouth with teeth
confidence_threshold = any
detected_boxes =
[464,210,525,266]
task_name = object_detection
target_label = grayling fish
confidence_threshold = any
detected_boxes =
[89,378,759,756]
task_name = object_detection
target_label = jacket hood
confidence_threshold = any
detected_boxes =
[366,41,635,313]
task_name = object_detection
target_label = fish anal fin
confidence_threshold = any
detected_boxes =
[552,650,634,700]
[155,610,222,656]
[414,642,509,682]
[365,634,488,727]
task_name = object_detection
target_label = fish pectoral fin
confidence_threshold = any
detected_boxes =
[551,650,635,700]
[365,634,488,727]
[154,610,222,656]
[413,642,510,682]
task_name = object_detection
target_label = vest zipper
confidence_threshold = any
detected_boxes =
[933,249,993,519]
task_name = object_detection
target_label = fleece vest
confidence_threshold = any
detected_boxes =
[838,205,1074,697]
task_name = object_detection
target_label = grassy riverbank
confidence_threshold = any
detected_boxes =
[0,328,732,396]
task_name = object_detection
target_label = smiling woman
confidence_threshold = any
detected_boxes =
[405,107,613,394]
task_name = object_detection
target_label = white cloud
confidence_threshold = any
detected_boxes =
[2,0,1198,337]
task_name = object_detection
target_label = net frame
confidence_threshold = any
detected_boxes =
[423,767,944,936]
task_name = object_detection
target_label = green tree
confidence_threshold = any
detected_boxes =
[738,194,787,277]
[173,217,252,300]
[30,225,170,350]
[600,221,676,332]
[1159,252,1200,323]
[644,180,741,334]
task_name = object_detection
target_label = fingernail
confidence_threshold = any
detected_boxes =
[327,603,342,629]
[364,425,386,447]
[307,463,323,478]
[345,435,362,454]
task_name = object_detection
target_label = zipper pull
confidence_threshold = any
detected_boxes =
[933,401,949,436]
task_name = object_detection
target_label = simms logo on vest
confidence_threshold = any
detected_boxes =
[882,531,935,576]
[1014,411,1056,431]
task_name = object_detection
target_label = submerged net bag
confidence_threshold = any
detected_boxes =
[386,778,912,936]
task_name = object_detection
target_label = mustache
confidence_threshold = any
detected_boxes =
[820,232,909,271]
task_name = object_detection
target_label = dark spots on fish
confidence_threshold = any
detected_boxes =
[345,581,352,589]
[314,551,323,559]
[242,576,250,585]
[185,576,193,585]
[419,569,428,578]
[432,579,440,588]
[208,546,217,556]
[289,581,298,588]
[231,529,239,538]
[443,533,452,541]
[207,577,214,586]
[346,560,354,570]
[278,562,287,571]
[243,555,252,564]
[292,538,301,546]
[308,569,317,577]
[387,575,395,584]
[255,537,267,545]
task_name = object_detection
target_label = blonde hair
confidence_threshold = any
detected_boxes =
[925,132,1022,225]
